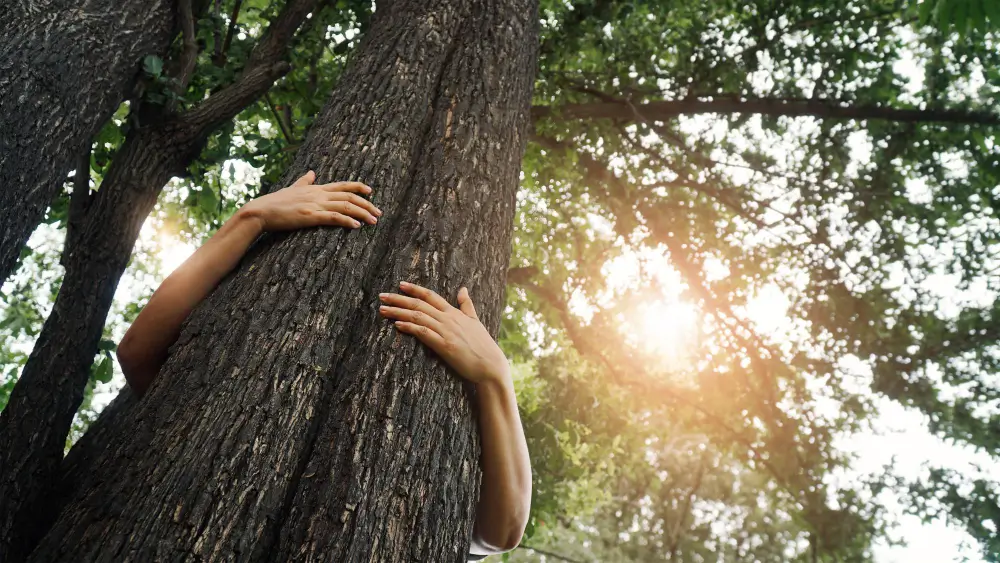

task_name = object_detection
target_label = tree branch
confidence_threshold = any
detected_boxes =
[214,0,244,66]
[533,97,1000,126]
[181,0,317,134]
[173,0,199,96]
[182,62,291,132]
[63,144,92,264]
[212,0,223,63]
[264,92,295,143]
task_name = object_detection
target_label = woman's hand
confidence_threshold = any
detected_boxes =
[380,282,531,555]
[378,282,510,385]
[238,171,381,231]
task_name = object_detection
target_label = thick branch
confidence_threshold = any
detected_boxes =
[244,0,315,70]
[533,98,1000,126]
[182,62,290,131]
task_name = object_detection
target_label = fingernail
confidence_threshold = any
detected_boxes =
[352,220,361,228]
[379,305,387,311]
[399,281,411,288]
[369,217,378,224]
[374,209,382,217]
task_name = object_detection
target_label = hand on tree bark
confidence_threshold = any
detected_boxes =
[378,282,511,386]
[238,170,381,231]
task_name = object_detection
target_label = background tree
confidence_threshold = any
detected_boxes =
[0,0,176,287]
[2,0,999,561]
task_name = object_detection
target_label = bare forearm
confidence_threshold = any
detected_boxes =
[118,210,263,396]
[471,372,532,553]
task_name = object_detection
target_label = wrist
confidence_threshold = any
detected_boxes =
[233,203,266,235]
[476,361,513,393]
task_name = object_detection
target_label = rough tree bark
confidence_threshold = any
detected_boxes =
[0,1,315,559]
[0,0,177,287]
[28,0,538,561]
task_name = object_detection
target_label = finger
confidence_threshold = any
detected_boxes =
[379,305,443,332]
[399,281,451,311]
[457,287,478,319]
[291,170,316,188]
[393,321,447,352]
[377,293,445,320]
[319,181,372,195]
[323,211,361,229]
[322,200,378,224]
[329,192,382,217]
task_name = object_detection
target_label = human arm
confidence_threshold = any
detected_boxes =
[378,283,532,555]
[117,171,380,397]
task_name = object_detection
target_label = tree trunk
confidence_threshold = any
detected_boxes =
[0,1,312,558]
[28,1,539,561]
[0,0,176,287]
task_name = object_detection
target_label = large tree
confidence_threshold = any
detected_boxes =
[26,0,539,560]
[0,0,176,287]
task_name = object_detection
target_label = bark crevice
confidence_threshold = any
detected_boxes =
[256,13,472,560]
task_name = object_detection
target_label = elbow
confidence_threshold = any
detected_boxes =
[500,502,530,551]
[498,523,526,552]
[479,501,530,553]
[116,333,148,397]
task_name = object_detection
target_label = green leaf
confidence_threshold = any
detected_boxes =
[98,339,117,353]
[143,55,164,78]
[952,0,968,30]
[95,354,113,384]
[919,0,938,25]
[199,187,218,214]
[986,0,1000,23]
[935,0,952,24]
[968,0,983,30]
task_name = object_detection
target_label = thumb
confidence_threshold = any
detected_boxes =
[458,287,478,319]
[291,170,316,187]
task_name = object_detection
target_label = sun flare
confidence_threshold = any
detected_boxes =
[627,298,700,369]
[157,233,195,276]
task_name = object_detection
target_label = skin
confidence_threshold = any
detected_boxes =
[117,171,531,556]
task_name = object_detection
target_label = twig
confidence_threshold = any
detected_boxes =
[214,0,244,66]
[173,0,199,97]
[263,92,295,143]
[64,144,93,263]
[212,0,223,62]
